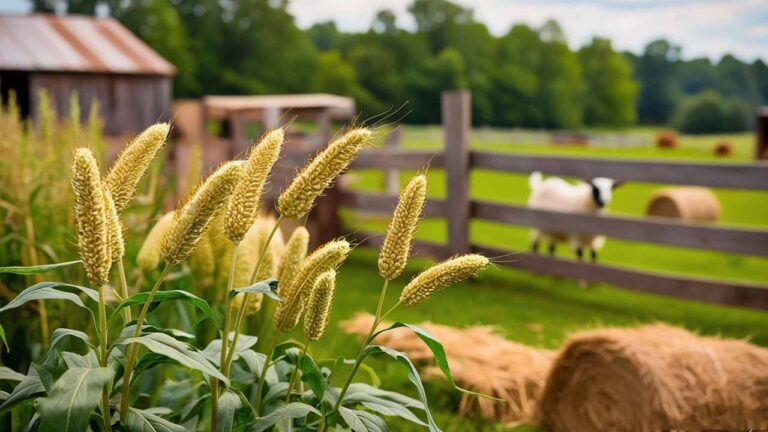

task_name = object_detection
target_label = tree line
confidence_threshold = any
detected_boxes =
[33,0,768,132]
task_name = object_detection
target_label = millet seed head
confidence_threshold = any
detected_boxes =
[224,129,284,242]
[103,184,125,262]
[303,270,336,341]
[161,161,242,264]
[105,123,169,212]
[136,211,175,271]
[72,148,111,286]
[277,128,371,219]
[400,254,489,306]
[378,175,427,280]
[274,239,349,332]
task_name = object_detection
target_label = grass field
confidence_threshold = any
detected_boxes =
[295,125,768,431]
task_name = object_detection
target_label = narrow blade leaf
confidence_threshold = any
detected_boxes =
[0,260,81,275]
[37,367,114,432]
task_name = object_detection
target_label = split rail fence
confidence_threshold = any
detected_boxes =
[273,91,768,310]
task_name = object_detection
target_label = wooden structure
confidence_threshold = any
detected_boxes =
[757,107,768,159]
[172,94,356,244]
[0,14,175,136]
[293,91,768,310]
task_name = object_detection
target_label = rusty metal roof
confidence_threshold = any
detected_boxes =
[0,14,176,75]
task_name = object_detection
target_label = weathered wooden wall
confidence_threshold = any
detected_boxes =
[29,72,172,136]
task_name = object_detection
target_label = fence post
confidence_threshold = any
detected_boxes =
[384,126,402,194]
[312,108,341,246]
[756,107,768,160]
[442,90,471,255]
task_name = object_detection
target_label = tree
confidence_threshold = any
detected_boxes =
[578,38,638,127]
[672,90,749,134]
[114,0,199,97]
[408,0,473,53]
[635,39,681,124]
[405,48,467,123]
[536,20,584,129]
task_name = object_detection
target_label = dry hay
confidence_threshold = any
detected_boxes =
[340,313,555,426]
[646,187,721,222]
[538,324,768,432]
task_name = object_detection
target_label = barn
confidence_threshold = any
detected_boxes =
[0,14,175,136]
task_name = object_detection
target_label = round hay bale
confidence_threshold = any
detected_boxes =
[655,130,677,149]
[713,141,732,157]
[538,325,768,432]
[646,187,720,221]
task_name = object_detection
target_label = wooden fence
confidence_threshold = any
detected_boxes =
[275,91,768,310]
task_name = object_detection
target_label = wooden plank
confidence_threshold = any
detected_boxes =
[338,190,446,217]
[349,230,451,260]
[473,245,768,310]
[470,151,768,190]
[443,91,471,254]
[351,150,445,169]
[757,107,768,160]
[472,201,768,256]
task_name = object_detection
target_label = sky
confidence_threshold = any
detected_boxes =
[2,0,766,62]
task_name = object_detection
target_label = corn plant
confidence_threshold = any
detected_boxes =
[0,122,492,432]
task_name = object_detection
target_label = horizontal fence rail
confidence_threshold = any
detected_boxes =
[472,201,768,257]
[326,91,768,310]
[471,151,768,190]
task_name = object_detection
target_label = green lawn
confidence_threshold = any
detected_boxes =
[304,125,768,430]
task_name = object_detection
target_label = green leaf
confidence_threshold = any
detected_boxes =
[37,367,114,432]
[0,365,47,415]
[117,333,227,384]
[203,333,258,367]
[374,322,501,401]
[250,402,321,432]
[345,383,423,409]
[339,407,389,432]
[216,389,253,432]
[0,282,99,313]
[124,407,187,432]
[230,278,280,301]
[364,345,441,432]
[114,290,218,327]
[298,353,325,401]
[44,328,92,365]
[0,323,7,352]
[60,351,100,369]
[0,260,81,275]
[0,366,25,382]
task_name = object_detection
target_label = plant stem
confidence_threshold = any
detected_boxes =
[23,213,49,348]
[119,263,172,422]
[332,280,390,414]
[211,245,240,432]
[98,284,113,432]
[285,343,310,403]
[253,333,280,416]
[117,259,131,323]
[222,216,284,375]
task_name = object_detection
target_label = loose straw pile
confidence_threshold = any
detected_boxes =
[340,313,555,426]
[538,324,768,431]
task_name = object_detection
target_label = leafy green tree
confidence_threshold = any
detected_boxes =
[114,0,200,97]
[316,51,379,115]
[678,58,718,95]
[578,38,638,127]
[536,20,584,129]
[408,0,474,53]
[716,54,761,105]
[673,90,749,133]
[406,48,468,123]
[635,39,681,124]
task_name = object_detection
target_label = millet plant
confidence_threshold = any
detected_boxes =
[0,122,491,431]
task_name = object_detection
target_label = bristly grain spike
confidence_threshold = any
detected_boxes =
[277,128,370,219]
[106,123,169,212]
[103,184,125,262]
[378,175,426,280]
[161,161,242,264]
[274,239,349,332]
[400,254,489,306]
[72,148,111,285]
[137,212,175,271]
[224,129,284,242]
[303,270,336,341]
